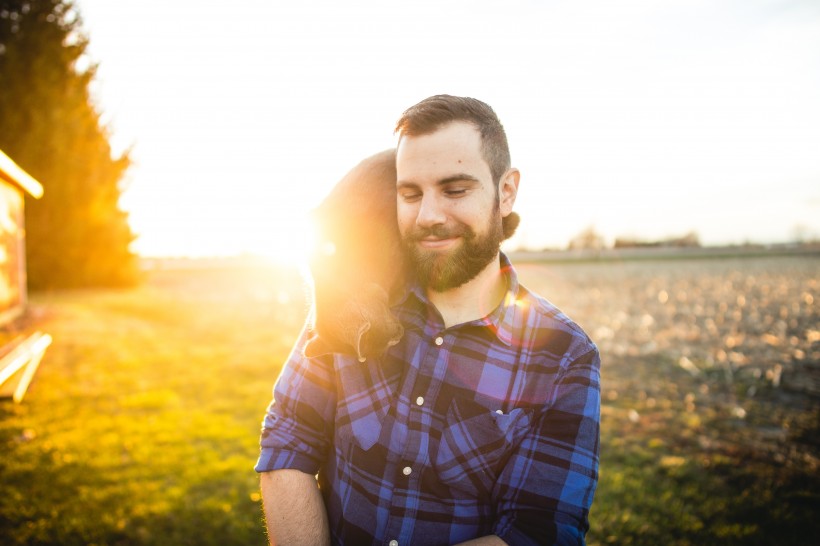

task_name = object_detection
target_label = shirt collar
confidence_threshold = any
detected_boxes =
[474,252,518,346]
[398,252,519,347]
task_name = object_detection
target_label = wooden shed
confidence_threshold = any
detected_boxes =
[0,148,43,323]
[0,148,51,402]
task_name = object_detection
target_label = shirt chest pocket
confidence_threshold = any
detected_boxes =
[433,398,533,499]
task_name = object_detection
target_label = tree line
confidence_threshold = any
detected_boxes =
[0,0,138,289]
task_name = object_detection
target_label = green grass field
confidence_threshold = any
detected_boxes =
[1,257,818,545]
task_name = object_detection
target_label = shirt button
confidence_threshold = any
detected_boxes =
[434,336,444,346]
[416,396,424,406]
[496,409,504,415]
[402,466,412,476]
[389,541,399,546]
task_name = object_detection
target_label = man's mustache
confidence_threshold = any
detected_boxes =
[404,224,470,242]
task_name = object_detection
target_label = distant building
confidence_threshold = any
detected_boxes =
[0,149,43,325]
[614,231,701,249]
[0,149,51,403]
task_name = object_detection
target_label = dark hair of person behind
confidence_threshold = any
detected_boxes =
[394,95,511,184]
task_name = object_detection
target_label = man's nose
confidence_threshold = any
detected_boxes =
[416,194,447,227]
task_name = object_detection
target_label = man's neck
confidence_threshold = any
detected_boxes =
[426,253,506,329]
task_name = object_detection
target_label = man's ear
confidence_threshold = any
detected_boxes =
[498,168,520,217]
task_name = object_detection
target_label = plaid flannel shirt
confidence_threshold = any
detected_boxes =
[256,254,601,546]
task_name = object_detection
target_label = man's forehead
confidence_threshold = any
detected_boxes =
[396,122,486,171]
[397,161,491,192]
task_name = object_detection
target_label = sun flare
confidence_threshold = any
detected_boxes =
[250,213,318,271]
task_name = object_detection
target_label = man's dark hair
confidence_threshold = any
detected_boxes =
[394,95,511,184]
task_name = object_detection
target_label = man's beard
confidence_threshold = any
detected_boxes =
[402,207,504,293]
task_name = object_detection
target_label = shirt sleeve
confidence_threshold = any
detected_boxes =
[255,326,337,474]
[493,344,601,546]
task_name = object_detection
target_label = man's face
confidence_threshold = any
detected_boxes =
[396,121,505,292]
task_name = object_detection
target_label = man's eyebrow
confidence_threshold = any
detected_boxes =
[396,174,481,189]
[438,174,480,185]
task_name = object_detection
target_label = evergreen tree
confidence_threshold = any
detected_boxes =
[0,0,138,288]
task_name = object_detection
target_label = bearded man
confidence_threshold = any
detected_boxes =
[257,95,601,546]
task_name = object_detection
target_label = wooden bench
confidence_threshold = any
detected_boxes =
[0,332,52,403]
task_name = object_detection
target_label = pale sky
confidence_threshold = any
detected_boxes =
[75,0,820,258]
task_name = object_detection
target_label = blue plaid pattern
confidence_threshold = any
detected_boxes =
[257,254,601,545]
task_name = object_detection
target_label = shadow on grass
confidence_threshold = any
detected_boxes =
[592,432,820,545]
[588,352,820,546]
